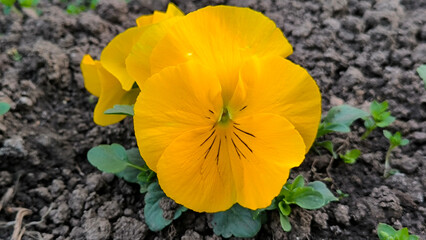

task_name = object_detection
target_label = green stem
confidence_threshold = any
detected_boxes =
[383,145,395,178]
[127,163,148,172]
[361,127,374,140]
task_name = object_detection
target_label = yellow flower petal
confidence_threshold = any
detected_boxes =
[229,56,321,152]
[126,16,182,86]
[81,55,139,126]
[157,113,305,212]
[80,54,101,97]
[136,3,183,27]
[134,61,223,172]
[225,113,305,210]
[93,65,139,126]
[100,27,146,91]
[150,5,293,102]
[157,126,237,213]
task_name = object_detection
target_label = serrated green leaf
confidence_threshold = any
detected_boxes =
[0,102,10,115]
[288,187,325,210]
[416,64,426,88]
[307,181,338,204]
[339,149,361,164]
[104,104,134,116]
[144,182,186,231]
[316,140,337,159]
[279,212,292,232]
[87,144,129,173]
[212,204,262,238]
[377,223,397,240]
[377,116,395,127]
[278,201,291,216]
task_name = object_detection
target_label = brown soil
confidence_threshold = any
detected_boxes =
[0,0,425,239]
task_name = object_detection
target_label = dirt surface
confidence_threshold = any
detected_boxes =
[0,0,425,239]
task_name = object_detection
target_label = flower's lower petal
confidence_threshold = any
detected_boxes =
[150,5,292,102]
[133,61,223,172]
[100,27,146,91]
[80,55,101,97]
[228,113,306,210]
[157,126,236,213]
[230,56,321,152]
[126,16,182,86]
[93,67,139,126]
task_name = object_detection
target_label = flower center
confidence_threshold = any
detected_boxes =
[218,107,231,125]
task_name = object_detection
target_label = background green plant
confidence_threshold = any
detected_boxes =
[377,223,419,240]
[382,130,409,177]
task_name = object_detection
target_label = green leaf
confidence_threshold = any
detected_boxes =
[252,199,277,219]
[408,235,419,240]
[278,201,291,216]
[371,101,387,117]
[377,115,395,127]
[18,0,37,7]
[318,105,369,137]
[364,117,375,129]
[316,141,337,159]
[287,187,325,210]
[416,64,426,88]
[307,181,338,204]
[289,175,305,190]
[0,102,10,115]
[395,228,409,239]
[104,104,134,116]
[87,144,129,173]
[383,130,392,139]
[377,223,397,240]
[279,212,292,232]
[115,148,147,183]
[144,182,186,231]
[400,139,409,146]
[339,149,361,164]
[90,0,99,9]
[0,0,16,7]
[212,204,262,238]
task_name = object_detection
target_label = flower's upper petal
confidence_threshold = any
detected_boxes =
[136,3,184,27]
[126,16,182,86]
[150,5,293,103]
[229,56,321,152]
[93,64,140,126]
[133,61,223,172]
[226,113,305,210]
[80,55,101,97]
[100,27,146,91]
[157,126,237,213]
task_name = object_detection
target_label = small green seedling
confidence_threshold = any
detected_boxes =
[361,101,395,140]
[0,102,10,115]
[339,149,361,164]
[377,223,419,240]
[258,175,337,232]
[416,64,426,88]
[65,0,99,15]
[336,189,349,199]
[382,130,409,178]
[0,0,38,14]
[315,105,368,158]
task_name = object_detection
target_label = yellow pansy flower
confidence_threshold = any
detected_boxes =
[81,3,184,125]
[133,6,321,212]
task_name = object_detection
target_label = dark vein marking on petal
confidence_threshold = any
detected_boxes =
[216,139,221,165]
[200,129,216,146]
[231,138,246,159]
[233,132,253,153]
[234,126,256,138]
[204,135,216,159]
[209,109,214,114]
[239,105,247,111]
